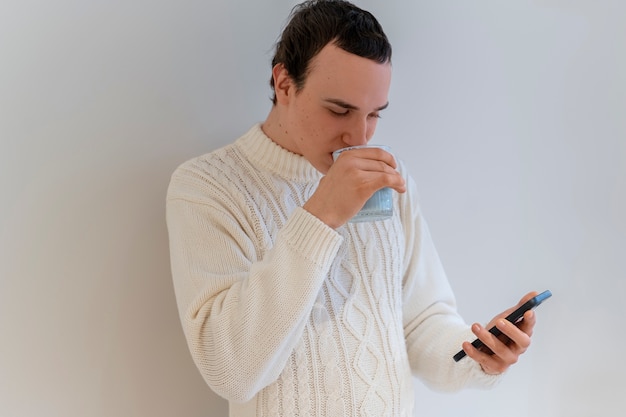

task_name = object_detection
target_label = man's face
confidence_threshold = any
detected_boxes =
[277,43,392,174]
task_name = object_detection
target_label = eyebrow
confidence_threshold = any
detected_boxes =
[323,98,389,112]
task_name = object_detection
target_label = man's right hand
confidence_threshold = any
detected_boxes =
[303,147,406,228]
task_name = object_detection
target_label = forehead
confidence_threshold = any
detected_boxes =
[304,43,392,106]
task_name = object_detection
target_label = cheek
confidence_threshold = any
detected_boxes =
[293,103,321,133]
[300,109,332,137]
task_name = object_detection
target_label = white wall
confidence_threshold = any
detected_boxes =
[1,1,624,416]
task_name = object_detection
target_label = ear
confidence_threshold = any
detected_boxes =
[272,63,294,105]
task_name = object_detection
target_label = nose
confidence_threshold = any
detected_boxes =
[342,117,370,147]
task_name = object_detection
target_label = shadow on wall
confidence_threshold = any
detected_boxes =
[2,149,228,416]
[87,156,230,416]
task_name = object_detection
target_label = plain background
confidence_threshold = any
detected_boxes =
[1,0,624,416]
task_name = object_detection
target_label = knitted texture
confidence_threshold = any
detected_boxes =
[166,124,500,417]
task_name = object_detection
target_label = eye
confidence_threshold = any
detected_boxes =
[329,108,350,117]
[369,113,382,119]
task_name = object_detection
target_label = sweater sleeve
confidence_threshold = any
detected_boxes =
[166,172,343,403]
[398,168,502,391]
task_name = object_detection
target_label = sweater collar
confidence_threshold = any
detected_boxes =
[236,123,322,183]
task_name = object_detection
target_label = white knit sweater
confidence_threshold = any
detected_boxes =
[166,124,500,417]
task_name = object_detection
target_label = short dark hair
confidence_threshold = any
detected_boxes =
[270,0,392,104]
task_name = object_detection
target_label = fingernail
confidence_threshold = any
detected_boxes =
[472,323,481,332]
[499,319,507,327]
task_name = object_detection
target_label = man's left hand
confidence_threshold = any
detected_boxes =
[463,291,538,375]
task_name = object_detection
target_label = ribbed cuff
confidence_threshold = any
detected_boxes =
[281,207,344,272]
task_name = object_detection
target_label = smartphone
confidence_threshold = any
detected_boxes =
[453,290,552,362]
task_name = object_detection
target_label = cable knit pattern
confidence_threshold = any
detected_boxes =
[166,124,501,417]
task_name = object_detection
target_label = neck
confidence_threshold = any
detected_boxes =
[261,107,299,156]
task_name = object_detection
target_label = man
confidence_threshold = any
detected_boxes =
[166,1,537,416]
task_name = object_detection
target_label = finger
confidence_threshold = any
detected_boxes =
[494,318,532,353]
[471,322,519,366]
[342,159,406,193]
[379,170,406,193]
[354,171,405,195]
[517,291,539,308]
[341,153,398,175]
[355,146,398,169]
[338,147,398,169]
[515,309,536,337]
[462,340,508,375]
[485,290,540,329]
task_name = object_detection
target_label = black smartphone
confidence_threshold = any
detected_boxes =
[453,290,552,362]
